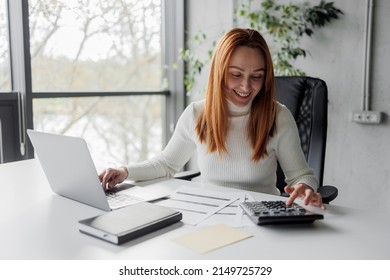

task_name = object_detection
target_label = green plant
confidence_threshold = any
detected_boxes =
[179,32,214,93]
[180,0,343,92]
[238,0,343,76]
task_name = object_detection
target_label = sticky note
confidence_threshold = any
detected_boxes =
[173,224,253,254]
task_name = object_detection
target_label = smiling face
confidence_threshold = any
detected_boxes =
[224,46,265,107]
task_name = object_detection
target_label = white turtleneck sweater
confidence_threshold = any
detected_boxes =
[125,99,318,195]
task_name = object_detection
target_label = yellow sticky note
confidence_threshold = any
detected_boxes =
[174,224,253,254]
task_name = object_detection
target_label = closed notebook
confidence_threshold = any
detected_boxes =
[79,202,182,245]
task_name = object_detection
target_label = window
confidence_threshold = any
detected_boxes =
[29,0,162,92]
[28,0,171,170]
[33,95,163,170]
[0,0,11,92]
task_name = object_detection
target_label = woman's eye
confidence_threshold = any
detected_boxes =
[231,73,241,78]
[252,76,263,80]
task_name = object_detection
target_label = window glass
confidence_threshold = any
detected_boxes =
[29,0,162,91]
[33,95,163,171]
[0,0,11,92]
[29,0,164,170]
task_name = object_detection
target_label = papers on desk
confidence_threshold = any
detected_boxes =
[156,185,255,227]
[156,186,256,254]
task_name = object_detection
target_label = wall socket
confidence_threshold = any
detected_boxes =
[352,110,383,124]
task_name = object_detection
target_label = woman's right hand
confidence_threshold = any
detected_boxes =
[98,167,128,191]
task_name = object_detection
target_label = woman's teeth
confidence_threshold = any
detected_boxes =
[235,91,250,97]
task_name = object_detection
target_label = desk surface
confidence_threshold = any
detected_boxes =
[1,159,389,260]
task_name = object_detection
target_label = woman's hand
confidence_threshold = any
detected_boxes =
[98,167,128,191]
[284,183,326,210]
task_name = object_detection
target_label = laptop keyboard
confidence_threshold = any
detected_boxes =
[106,191,143,209]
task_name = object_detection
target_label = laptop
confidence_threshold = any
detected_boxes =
[27,129,170,211]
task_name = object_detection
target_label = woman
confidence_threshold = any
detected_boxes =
[99,28,325,210]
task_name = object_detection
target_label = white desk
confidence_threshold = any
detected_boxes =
[1,159,389,260]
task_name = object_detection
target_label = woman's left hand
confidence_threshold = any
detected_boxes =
[284,183,326,210]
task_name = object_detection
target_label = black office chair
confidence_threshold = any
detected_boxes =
[274,76,337,203]
[175,76,338,204]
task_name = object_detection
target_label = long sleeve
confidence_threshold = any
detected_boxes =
[125,100,318,195]
[274,105,319,190]
[125,102,199,181]
[196,102,318,194]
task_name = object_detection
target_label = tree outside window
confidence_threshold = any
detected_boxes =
[29,0,164,171]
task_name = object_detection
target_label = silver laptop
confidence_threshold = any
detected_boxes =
[27,129,170,211]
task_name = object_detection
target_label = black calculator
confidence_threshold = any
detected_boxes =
[240,200,324,225]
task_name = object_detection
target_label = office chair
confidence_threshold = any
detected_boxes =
[175,76,338,204]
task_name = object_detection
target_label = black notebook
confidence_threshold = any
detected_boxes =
[79,202,182,244]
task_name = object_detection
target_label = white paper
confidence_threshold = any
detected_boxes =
[156,185,241,226]
[198,192,246,227]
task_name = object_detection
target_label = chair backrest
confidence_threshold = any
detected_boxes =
[274,76,328,193]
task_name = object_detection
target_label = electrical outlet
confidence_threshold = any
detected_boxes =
[352,110,382,124]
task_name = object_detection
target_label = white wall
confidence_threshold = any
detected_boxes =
[185,0,235,100]
[185,0,390,212]
[295,0,390,212]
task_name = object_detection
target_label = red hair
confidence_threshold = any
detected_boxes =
[195,28,277,161]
